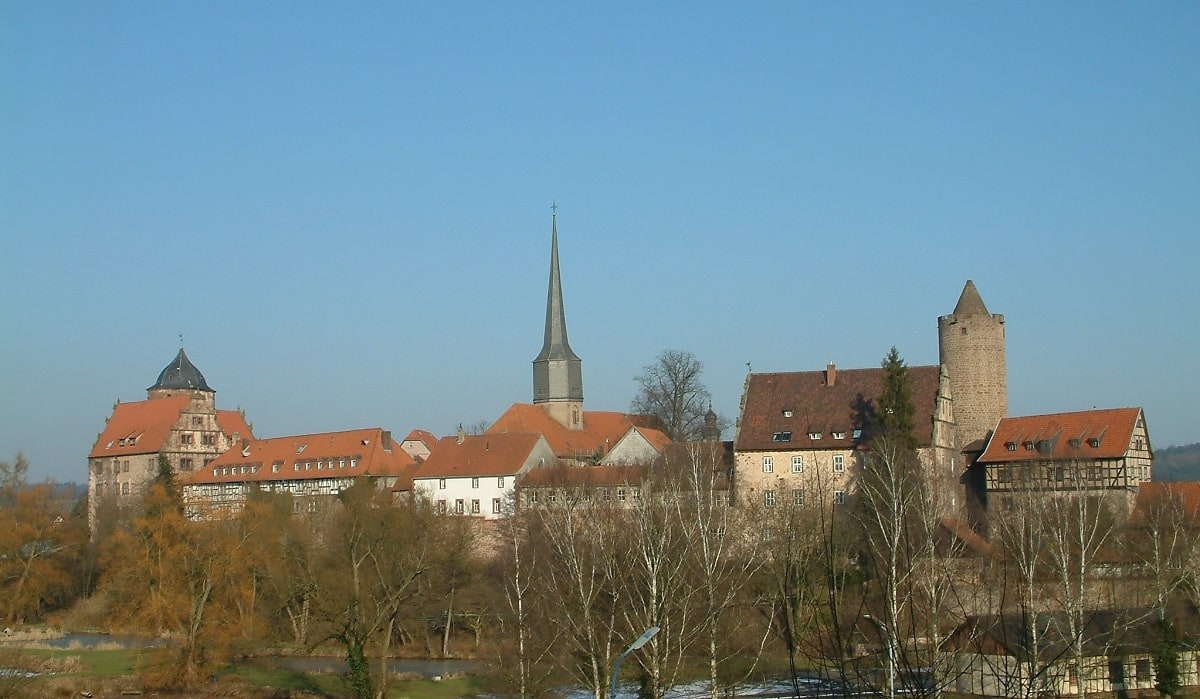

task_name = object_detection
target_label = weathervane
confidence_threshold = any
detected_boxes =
[551,201,558,216]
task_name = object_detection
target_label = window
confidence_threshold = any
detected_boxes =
[792,489,805,506]
[1006,442,1017,452]
[455,499,464,514]
[497,476,505,488]
[834,490,846,506]
[471,499,480,514]
[527,491,538,504]
[436,499,446,514]
[350,458,358,468]
[852,429,863,440]
[617,488,627,502]
[764,491,776,507]
[833,454,845,472]
[202,433,216,446]
[762,528,773,541]
[632,488,641,500]
[122,460,130,473]
[832,431,846,440]
[773,431,792,442]
[180,433,194,445]
[791,455,804,473]
[471,477,480,489]
[762,456,773,473]
[180,457,194,470]
[492,498,502,514]
[998,467,1012,483]
[272,462,281,473]
[439,478,446,489]
[1136,659,1151,683]
[192,416,202,427]
[121,482,130,495]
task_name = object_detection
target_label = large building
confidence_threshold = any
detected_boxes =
[88,349,253,528]
[733,281,1006,514]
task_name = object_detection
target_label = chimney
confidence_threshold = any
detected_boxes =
[826,362,837,387]
[381,430,392,451]
[457,424,466,445]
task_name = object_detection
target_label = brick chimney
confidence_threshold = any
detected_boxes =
[826,362,837,387]
[457,424,466,445]
[381,430,392,451]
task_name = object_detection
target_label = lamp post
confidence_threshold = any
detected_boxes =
[610,626,660,698]
[863,614,895,699]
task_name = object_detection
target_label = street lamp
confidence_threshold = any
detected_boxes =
[863,614,895,699]
[610,626,660,698]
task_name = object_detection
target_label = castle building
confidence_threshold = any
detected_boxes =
[182,427,416,518]
[975,407,1153,516]
[87,349,253,528]
[733,280,1007,513]
[938,280,1007,450]
[487,211,669,465]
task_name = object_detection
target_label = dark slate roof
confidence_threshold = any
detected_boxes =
[148,348,214,392]
[952,279,990,317]
[736,365,942,452]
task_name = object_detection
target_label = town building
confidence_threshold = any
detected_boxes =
[87,348,253,528]
[973,407,1153,516]
[182,427,417,518]
[412,430,557,519]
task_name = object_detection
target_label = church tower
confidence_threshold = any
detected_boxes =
[938,280,1007,449]
[147,347,216,409]
[533,211,584,430]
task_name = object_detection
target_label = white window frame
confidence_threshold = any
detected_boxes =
[762,456,774,473]
[833,454,845,473]
[792,455,804,473]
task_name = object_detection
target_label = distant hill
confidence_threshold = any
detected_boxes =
[1154,443,1200,482]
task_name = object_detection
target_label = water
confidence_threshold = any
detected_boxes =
[266,656,479,678]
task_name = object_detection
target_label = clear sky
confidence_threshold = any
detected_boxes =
[2,2,1197,482]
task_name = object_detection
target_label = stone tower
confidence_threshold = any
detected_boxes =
[532,212,584,430]
[938,280,1007,449]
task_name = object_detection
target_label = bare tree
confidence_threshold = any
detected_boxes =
[631,349,721,441]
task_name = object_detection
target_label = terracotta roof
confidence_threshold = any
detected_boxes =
[488,403,640,459]
[414,433,550,479]
[978,408,1144,464]
[736,365,942,452]
[632,426,673,454]
[185,428,417,488]
[89,398,254,458]
[1130,481,1200,526]
[403,429,438,449]
[520,463,648,488]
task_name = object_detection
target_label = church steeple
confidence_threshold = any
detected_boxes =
[533,209,584,429]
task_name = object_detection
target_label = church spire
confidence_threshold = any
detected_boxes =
[533,209,584,427]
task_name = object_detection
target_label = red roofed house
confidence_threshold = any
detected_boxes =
[413,430,557,519]
[735,362,956,512]
[599,425,673,466]
[182,427,416,518]
[486,212,671,465]
[400,429,439,461]
[976,407,1153,515]
[87,349,253,530]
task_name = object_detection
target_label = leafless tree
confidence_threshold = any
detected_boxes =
[631,349,721,441]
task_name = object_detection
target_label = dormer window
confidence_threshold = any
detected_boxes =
[1023,441,1034,451]
[832,431,846,440]
[782,409,794,418]
[1006,442,1017,452]
[809,432,823,440]
[852,429,863,440]
[1069,438,1081,448]
[773,431,792,442]
[296,444,307,454]
[1088,438,1100,448]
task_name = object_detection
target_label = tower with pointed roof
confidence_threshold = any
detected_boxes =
[532,211,585,430]
[938,280,1007,449]
[147,348,216,405]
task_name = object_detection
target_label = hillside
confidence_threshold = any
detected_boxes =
[1153,443,1200,481]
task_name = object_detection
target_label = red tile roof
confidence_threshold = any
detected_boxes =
[1130,482,1200,526]
[978,408,1144,464]
[736,365,943,452]
[414,433,551,479]
[89,397,254,458]
[632,426,673,454]
[403,429,438,449]
[184,428,417,488]
[487,403,642,460]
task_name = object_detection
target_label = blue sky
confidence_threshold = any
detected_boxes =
[2,2,1197,482]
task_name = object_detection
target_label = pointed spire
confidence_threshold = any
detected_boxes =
[533,208,583,408]
[149,347,214,393]
[535,211,580,364]
[953,280,990,317]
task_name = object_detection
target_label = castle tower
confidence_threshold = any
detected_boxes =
[147,347,216,409]
[532,211,584,429]
[938,280,1007,449]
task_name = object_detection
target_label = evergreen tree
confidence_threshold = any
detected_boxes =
[877,347,917,453]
